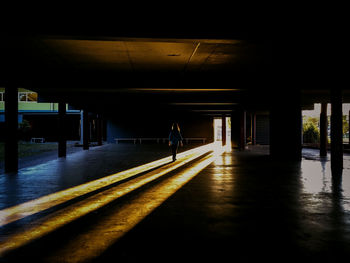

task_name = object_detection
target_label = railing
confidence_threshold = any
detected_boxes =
[115,137,207,144]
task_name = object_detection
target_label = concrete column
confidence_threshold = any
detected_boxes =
[270,91,302,160]
[251,113,256,145]
[319,102,328,157]
[80,110,84,145]
[4,86,18,173]
[330,88,343,174]
[83,110,90,150]
[97,114,103,146]
[221,115,226,146]
[231,110,239,149]
[239,110,246,151]
[231,109,246,150]
[58,102,67,157]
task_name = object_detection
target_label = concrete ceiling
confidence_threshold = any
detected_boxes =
[38,38,261,74]
[0,35,272,116]
[1,32,346,116]
[8,37,266,85]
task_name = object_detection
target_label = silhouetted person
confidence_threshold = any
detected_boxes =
[169,123,183,162]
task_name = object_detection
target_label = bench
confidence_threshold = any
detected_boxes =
[115,137,207,144]
[139,138,168,144]
[31,137,45,143]
[114,138,138,144]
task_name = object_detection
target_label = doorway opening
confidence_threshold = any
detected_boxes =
[213,117,231,147]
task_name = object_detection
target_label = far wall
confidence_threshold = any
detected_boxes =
[106,114,214,144]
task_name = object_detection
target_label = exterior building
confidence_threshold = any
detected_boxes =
[0,88,81,142]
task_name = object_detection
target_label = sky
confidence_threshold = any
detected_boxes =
[303,103,350,118]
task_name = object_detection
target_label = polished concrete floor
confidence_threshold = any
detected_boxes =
[0,144,350,262]
[0,141,84,174]
[0,143,199,209]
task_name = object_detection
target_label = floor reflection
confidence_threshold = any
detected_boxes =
[301,160,332,194]
[299,149,350,253]
[301,152,350,212]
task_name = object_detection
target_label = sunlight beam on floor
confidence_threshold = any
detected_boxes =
[45,151,224,263]
[0,143,223,257]
[0,144,214,228]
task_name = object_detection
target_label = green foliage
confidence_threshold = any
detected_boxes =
[18,119,31,133]
[18,119,32,141]
[343,116,349,136]
[303,117,320,143]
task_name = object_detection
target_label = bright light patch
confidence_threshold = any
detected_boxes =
[44,151,223,263]
[0,143,221,256]
[0,144,213,228]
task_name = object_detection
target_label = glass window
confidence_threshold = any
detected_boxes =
[18,92,38,102]
[19,92,27,101]
[27,92,38,102]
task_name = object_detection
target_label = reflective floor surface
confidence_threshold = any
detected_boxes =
[0,145,349,262]
[0,143,200,209]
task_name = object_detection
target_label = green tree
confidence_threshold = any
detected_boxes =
[303,117,320,143]
[18,119,32,141]
[343,115,349,136]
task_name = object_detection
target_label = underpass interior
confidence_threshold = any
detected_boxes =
[1,25,350,262]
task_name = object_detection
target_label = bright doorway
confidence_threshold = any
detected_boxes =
[214,117,231,145]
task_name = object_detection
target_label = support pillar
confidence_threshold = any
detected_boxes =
[4,86,18,173]
[97,114,103,146]
[221,115,226,146]
[80,110,84,145]
[231,109,246,150]
[83,110,90,150]
[251,113,256,145]
[58,102,67,157]
[319,102,328,157]
[330,88,343,174]
[270,91,302,160]
[239,110,246,151]
[231,111,239,149]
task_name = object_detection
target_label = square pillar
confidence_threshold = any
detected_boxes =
[270,91,302,161]
[4,86,18,173]
[330,88,343,174]
[319,102,328,157]
[58,102,67,157]
[231,109,246,150]
[83,110,90,150]
[239,110,246,151]
[231,111,240,149]
[80,110,84,145]
[251,113,256,145]
[221,114,226,146]
[97,114,103,146]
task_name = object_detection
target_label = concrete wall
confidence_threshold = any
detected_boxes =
[106,114,214,144]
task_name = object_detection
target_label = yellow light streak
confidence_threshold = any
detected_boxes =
[0,144,218,257]
[45,149,224,263]
[130,88,239,92]
[0,144,213,228]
